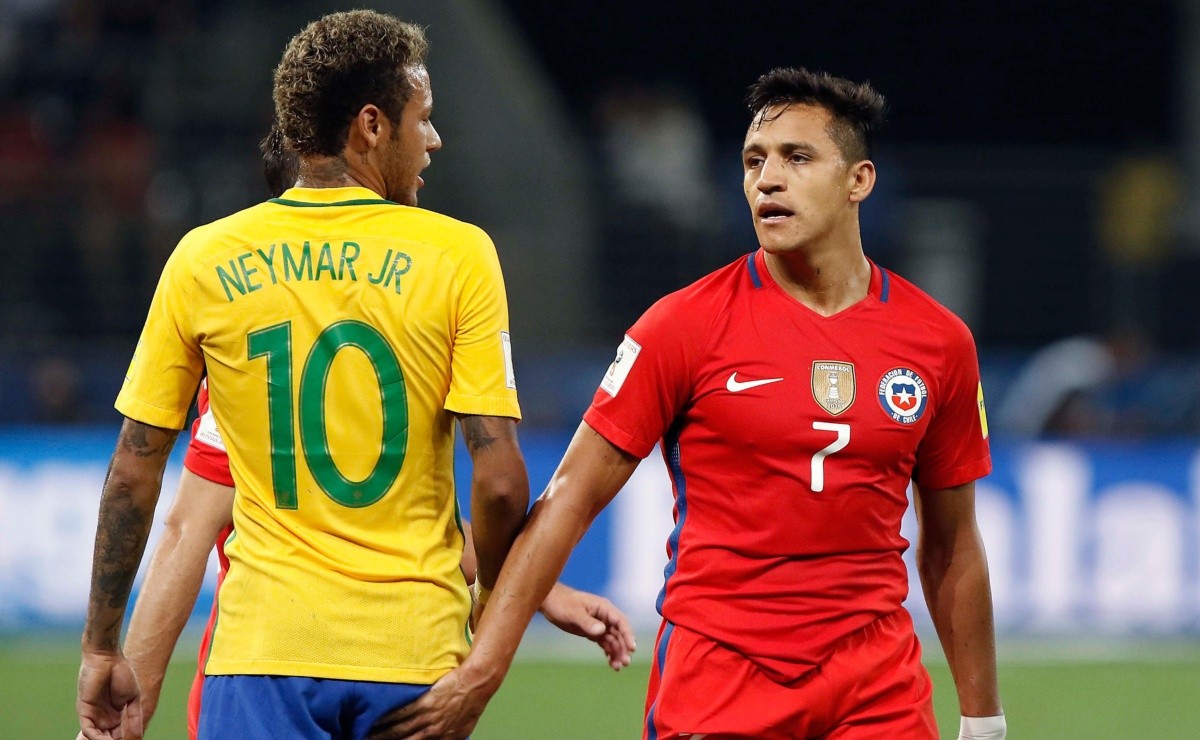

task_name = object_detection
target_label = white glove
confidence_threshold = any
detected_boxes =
[958,714,1006,740]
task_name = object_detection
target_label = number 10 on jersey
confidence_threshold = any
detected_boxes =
[248,320,408,509]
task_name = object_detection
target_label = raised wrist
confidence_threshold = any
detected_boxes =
[959,713,1006,740]
[537,582,565,615]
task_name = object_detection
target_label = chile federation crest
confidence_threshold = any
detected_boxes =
[877,367,929,424]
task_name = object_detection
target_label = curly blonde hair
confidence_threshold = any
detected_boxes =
[273,10,428,157]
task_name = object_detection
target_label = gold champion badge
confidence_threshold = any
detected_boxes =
[811,361,855,415]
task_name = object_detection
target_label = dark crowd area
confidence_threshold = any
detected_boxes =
[2,0,1199,436]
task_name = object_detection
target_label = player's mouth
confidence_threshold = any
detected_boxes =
[756,201,794,224]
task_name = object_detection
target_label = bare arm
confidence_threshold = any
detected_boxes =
[461,521,633,670]
[373,421,639,738]
[78,417,179,739]
[458,415,529,592]
[467,423,637,685]
[915,481,1003,718]
[124,469,233,728]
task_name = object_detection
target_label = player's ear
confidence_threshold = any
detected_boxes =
[848,159,875,204]
[350,104,384,151]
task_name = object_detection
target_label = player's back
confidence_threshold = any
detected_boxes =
[120,185,518,683]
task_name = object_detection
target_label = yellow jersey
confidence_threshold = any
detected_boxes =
[116,186,520,683]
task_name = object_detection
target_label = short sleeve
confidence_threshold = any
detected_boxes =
[444,227,521,420]
[115,244,204,430]
[913,320,992,491]
[583,295,700,459]
[184,379,234,487]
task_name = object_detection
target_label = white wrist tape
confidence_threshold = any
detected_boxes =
[471,580,493,609]
[958,714,1006,740]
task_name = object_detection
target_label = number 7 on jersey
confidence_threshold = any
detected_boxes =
[810,421,850,493]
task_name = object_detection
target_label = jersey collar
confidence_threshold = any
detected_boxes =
[750,248,889,304]
[269,186,398,207]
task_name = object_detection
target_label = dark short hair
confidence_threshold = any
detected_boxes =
[273,10,428,157]
[746,67,886,161]
[260,126,298,198]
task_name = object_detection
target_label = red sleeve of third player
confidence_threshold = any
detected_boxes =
[583,293,704,459]
[183,380,234,488]
[912,318,992,491]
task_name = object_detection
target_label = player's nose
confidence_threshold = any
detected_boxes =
[755,156,786,192]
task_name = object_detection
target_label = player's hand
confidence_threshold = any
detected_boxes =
[539,583,637,670]
[77,649,144,740]
[366,667,491,739]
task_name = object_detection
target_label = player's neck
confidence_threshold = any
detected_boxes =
[295,155,386,199]
[763,239,871,317]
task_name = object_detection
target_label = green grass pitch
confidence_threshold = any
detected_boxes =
[8,636,1200,737]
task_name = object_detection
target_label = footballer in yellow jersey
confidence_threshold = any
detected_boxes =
[105,123,634,740]
[79,12,631,740]
[117,183,518,682]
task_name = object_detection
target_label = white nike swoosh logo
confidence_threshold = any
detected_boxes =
[726,372,784,392]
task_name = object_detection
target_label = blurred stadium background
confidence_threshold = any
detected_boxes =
[3,0,1200,736]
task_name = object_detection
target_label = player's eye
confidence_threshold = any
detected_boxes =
[744,156,764,169]
[789,152,809,164]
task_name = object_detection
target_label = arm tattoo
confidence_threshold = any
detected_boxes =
[84,419,178,650]
[461,416,500,452]
[86,478,152,647]
[120,419,176,458]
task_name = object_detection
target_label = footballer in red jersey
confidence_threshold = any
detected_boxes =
[402,68,1004,740]
[591,252,987,739]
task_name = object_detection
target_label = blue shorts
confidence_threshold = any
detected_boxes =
[198,675,431,740]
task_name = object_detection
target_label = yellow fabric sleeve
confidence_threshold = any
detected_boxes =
[115,243,204,429]
[444,226,521,420]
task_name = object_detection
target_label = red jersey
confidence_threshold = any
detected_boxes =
[181,378,233,739]
[583,250,990,681]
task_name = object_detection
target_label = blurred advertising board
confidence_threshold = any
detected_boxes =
[2,429,1197,634]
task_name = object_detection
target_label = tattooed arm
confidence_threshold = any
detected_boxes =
[458,415,528,596]
[78,417,179,740]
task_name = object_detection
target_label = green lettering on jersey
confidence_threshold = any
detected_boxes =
[239,252,262,293]
[339,241,360,281]
[282,241,313,281]
[248,323,297,508]
[386,252,413,294]
[367,248,393,284]
[300,321,407,507]
[216,261,246,302]
[248,319,408,510]
[315,242,337,281]
[257,245,279,285]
